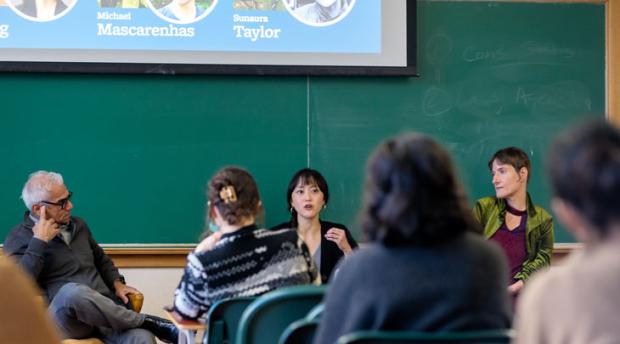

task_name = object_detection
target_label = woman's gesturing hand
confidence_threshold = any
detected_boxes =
[325,227,353,255]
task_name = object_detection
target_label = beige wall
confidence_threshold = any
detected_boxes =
[119,267,183,318]
[119,268,188,344]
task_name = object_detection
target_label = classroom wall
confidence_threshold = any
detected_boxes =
[0,1,607,247]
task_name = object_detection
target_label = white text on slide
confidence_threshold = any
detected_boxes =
[0,24,9,39]
[233,25,281,42]
[97,23,195,37]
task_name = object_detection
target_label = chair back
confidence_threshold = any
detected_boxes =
[305,303,324,320]
[278,319,320,344]
[205,297,256,344]
[277,302,324,344]
[337,329,515,344]
[236,285,326,344]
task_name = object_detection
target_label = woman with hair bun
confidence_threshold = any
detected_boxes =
[172,167,318,327]
[314,133,511,344]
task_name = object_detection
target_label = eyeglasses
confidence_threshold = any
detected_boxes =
[40,191,73,210]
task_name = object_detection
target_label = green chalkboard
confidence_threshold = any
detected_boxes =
[0,1,604,244]
[311,1,604,244]
[0,75,309,243]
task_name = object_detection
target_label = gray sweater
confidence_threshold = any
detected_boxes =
[314,232,512,344]
[3,213,122,302]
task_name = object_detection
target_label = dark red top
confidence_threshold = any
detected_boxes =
[490,204,527,283]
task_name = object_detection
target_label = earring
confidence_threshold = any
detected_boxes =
[323,204,327,209]
[289,207,293,213]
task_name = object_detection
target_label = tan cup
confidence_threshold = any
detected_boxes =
[128,293,144,313]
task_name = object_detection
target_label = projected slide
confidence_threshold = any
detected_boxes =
[0,0,378,53]
[0,0,413,75]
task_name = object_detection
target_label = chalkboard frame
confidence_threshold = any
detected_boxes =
[0,2,417,76]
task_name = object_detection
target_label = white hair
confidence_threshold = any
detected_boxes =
[21,171,64,210]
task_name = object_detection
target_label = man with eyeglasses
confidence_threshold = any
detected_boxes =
[3,171,178,344]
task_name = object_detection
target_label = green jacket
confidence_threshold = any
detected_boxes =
[473,194,554,281]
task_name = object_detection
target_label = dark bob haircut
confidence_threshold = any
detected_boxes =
[548,120,620,235]
[361,133,478,246]
[287,168,329,228]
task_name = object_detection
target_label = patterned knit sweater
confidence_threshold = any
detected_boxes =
[173,225,318,319]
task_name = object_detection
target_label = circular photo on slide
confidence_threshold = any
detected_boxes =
[145,0,217,24]
[284,0,355,27]
[6,0,76,22]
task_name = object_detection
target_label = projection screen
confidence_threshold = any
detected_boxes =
[0,0,416,75]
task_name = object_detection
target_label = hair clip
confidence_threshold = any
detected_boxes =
[219,185,238,204]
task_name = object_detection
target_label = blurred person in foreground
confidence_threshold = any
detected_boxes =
[314,133,511,344]
[515,120,620,344]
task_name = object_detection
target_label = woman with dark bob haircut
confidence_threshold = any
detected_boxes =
[272,168,358,283]
[314,133,511,344]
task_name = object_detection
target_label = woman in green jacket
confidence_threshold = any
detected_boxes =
[474,147,554,299]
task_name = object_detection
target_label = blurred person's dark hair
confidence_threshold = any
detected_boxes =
[548,120,620,236]
[361,133,479,246]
